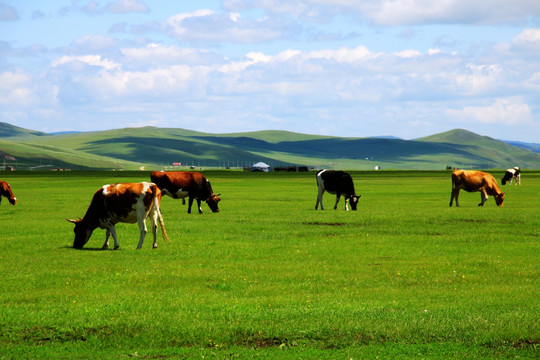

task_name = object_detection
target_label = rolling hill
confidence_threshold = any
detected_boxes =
[1,122,539,170]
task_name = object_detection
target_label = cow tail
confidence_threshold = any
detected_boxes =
[154,193,171,243]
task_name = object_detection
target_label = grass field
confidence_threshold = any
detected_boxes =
[0,170,539,359]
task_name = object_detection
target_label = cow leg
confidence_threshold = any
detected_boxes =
[315,189,325,210]
[150,210,159,249]
[109,226,120,250]
[344,197,350,211]
[197,198,203,214]
[187,196,194,213]
[102,230,111,249]
[333,194,341,210]
[450,188,460,207]
[136,218,148,249]
[478,190,488,207]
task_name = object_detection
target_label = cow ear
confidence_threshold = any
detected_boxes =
[66,218,81,223]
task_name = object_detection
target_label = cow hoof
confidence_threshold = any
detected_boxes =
[153,244,158,249]
[114,246,120,250]
[102,245,109,250]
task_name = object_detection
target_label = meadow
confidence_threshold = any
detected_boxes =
[0,170,538,359]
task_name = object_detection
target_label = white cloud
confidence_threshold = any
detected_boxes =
[305,46,372,63]
[512,28,540,53]
[164,9,215,36]
[51,55,120,71]
[76,0,149,15]
[41,43,535,117]
[105,0,149,14]
[0,70,58,114]
[121,44,223,68]
[72,64,212,101]
[72,34,120,52]
[158,9,297,44]
[224,0,540,25]
[454,64,503,96]
[446,98,533,125]
[395,49,421,58]
[0,70,34,106]
[223,0,319,19]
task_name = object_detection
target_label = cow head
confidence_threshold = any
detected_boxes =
[348,195,361,210]
[1,183,16,205]
[67,218,94,249]
[495,193,505,207]
[206,193,221,212]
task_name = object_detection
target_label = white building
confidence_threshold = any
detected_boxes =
[251,162,270,172]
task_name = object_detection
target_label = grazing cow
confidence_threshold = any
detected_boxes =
[315,169,361,211]
[450,170,505,207]
[150,171,221,214]
[67,182,170,250]
[0,180,16,206]
[501,167,521,185]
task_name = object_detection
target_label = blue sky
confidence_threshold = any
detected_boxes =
[1,1,540,141]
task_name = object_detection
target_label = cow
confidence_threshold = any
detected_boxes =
[315,169,361,211]
[0,180,17,206]
[501,167,521,185]
[150,171,221,214]
[450,170,505,207]
[67,182,170,250]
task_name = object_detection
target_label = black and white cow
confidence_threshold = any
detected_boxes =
[501,167,521,185]
[315,169,361,211]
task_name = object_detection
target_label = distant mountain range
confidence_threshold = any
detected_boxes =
[502,140,540,153]
[1,122,539,170]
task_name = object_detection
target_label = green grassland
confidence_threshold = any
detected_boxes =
[0,170,539,359]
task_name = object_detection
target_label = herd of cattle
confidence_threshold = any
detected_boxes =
[0,167,522,250]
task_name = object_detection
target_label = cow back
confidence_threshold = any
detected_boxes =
[152,171,209,194]
[318,170,356,195]
[84,183,156,225]
[150,171,173,190]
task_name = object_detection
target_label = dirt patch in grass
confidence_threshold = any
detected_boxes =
[302,222,346,227]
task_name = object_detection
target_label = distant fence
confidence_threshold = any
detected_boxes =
[1,157,313,172]
[0,156,505,172]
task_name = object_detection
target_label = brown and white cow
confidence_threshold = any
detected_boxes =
[67,182,170,250]
[315,169,361,211]
[150,171,221,214]
[501,167,521,185]
[0,180,17,206]
[450,170,505,207]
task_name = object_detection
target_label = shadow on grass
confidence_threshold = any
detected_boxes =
[60,245,106,251]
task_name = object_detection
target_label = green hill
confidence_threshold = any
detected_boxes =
[416,129,540,169]
[0,122,46,138]
[1,123,539,170]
